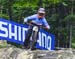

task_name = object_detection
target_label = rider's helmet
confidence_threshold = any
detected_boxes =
[38,8,45,14]
[38,8,45,18]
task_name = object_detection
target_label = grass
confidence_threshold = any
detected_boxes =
[72,43,75,48]
[0,44,7,48]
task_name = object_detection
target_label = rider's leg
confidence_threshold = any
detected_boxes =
[24,28,32,48]
[31,31,38,50]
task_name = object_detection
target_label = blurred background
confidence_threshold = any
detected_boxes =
[0,0,75,49]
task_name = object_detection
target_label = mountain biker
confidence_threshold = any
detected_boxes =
[23,8,50,50]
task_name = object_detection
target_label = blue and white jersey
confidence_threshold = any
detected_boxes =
[24,14,50,29]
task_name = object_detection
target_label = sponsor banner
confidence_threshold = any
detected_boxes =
[0,18,55,50]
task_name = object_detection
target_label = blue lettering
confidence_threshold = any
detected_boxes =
[18,26,21,41]
[42,32,47,47]
[9,24,17,40]
[0,21,8,37]
[0,18,55,50]
[37,32,42,46]
[47,36,51,50]
[22,27,28,42]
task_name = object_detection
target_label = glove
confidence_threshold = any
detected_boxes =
[27,19,32,23]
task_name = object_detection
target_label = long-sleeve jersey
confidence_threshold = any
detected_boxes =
[24,14,50,29]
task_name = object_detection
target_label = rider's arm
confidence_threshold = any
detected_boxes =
[24,14,36,23]
[43,18,50,30]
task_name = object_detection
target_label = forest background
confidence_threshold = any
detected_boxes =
[0,0,75,48]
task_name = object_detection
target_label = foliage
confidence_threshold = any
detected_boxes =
[0,0,75,48]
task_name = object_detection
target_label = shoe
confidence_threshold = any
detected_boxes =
[31,47,37,51]
[22,46,27,49]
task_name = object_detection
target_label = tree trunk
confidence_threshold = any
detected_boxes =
[69,21,72,48]
[38,0,43,7]
[7,0,14,20]
[8,6,13,20]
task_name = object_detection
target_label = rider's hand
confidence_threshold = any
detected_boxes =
[43,27,49,30]
[27,20,32,23]
[26,19,32,25]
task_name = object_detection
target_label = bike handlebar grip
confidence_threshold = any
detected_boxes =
[27,20,32,23]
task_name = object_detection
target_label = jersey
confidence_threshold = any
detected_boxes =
[24,14,50,29]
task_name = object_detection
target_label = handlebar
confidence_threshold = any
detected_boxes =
[25,19,48,30]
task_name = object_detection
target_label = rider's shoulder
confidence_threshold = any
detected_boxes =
[30,14,38,17]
